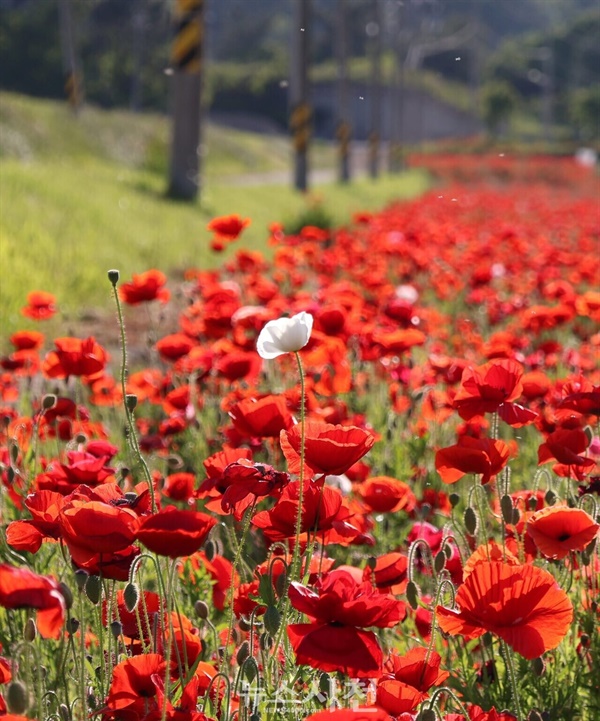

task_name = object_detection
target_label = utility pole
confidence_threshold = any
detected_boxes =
[367,0,382,179]
[290,0,311,192]
[130,0,147,113]
[335,0,351,183]
[168,0,204,201]
[389,1,404,173]
[58,0,83,112]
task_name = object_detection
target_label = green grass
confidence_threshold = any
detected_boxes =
[0,92,430,341]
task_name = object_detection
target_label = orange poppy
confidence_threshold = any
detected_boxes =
[435,437,510,485]
[527,506,599,560]
[280,421,375,476]
[21,290,57,320]
[136,506,217,558]
[355,476,417,514]
[207,214,250,241]
[437,560,573,659]
[119,269,170,305]
[42,336,107,379]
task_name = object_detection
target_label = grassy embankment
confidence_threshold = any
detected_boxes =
[0,92,430,339]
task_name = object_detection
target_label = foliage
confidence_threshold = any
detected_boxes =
[570,85,600,140]
[481,80,518,136]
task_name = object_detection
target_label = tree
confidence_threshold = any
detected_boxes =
[571,85,600,140]
[481,80,518,137]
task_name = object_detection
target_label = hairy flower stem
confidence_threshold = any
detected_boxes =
[290,351,307,584]
[501,639,523,721]
[109,270,156,512]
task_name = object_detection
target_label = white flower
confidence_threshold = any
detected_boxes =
[256,311,314,359]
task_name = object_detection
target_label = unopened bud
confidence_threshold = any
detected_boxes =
[238,616,252,632]
[511,508,520,525]
[236,640,250,666]
[259,632,273,651]
[318,672,332,699]
[531,657,545,677]
[417,710,437,721]
[204,539,216,562]
[274,569,287,598]
[126,394,138,412]
[42,394,57,410]
[263,605,281,636]
[66,617,80,635]
[59,582,74,610]
[9,441,19,464]
[110,621,123,639]
[449,492,460,508]
[194,600,209,620]
[85,575,102,605]
[464,506,478,535]
[74,569,89,592]
[526,711,544,721]
[108,269,120,285]
[500,495,514,524]
[7,680,28,714]
[123,582,139,612]
[434,551,446,574]
[24,618,37,642]
[406,580,419,610]
[545,490,557,506]
[59,703,72,721]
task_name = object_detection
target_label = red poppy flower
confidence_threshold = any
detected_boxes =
[59,496,139,565]
[119,269,170,305]
[6,490,64,553]
[453,360,537,427]
[136,506,217,558]
[538,428,595,470]
[355,476,417,514]
[207,214,250,241]
[229,395,295,438]
[437,560,573,659]
[363,552,408,594]
[280,421,375,476]
[435,437,511,485]
[102,589,160,641]
[105,653,166,714]
[559,379,600,417]
[0,564,66,639]
[163,472,196,502]
[251,480,351,543]
[42,336,107,378]
[526,506,599,560]
[21,290,57,320]
[155,333,195,361]
[287,569,405,676]
[10,330,45,350]
[219,459,290,519]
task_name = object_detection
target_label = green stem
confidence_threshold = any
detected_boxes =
[501,639,523,721]
[108,270,156,512]
[290,351,306,584]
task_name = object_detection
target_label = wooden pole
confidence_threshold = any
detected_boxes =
[336,0,350,183]
[168,0,204,201]
[290,0,311,192]
[368,0,382,178]
[58,0,83,113]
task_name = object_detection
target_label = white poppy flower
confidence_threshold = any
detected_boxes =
[256,311,314,359]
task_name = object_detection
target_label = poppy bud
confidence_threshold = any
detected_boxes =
[126,394,138,412]
[259,632,274,651]
[85,575,102,605]
[526,711,544,721]
[531,657,545,676]
[481,632,494,647]
[238,616,252,632]
[108,269,120,285]
[7,680,29,714]
[434,551,446,574]
[74,569,88,592]
[406,580,420,610]
[120,467,131,481]
[59,703,71,721]
[236,640,250,666]
[110,621,123,639]
[87,688,97,710]
[528,496,539,511]
[167,454,184,470]
[264,605,281,636]
[42,394,57,410]
[74,433,87,445]
[9,441,19,464]
[204,540,217,562]
[448,493,460,508]
[59,582,74,610]
[579,633,590,648]
[417,710,437,721]
[66,617,80,635]
[194,600,209,620]
[23,618,37,642]
[545,490,557,506]
[274,569,287,598]
[464,506,478,535]
[500,495,514,524]
[366,556,377,570]
[123,582,139,612]
[511,507,520,525]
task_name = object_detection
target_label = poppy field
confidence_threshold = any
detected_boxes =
[0,154,599,721]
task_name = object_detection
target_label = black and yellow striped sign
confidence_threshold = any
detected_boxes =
[172,0,203,74]
[290,102,312,153]
[336,120,352,157]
